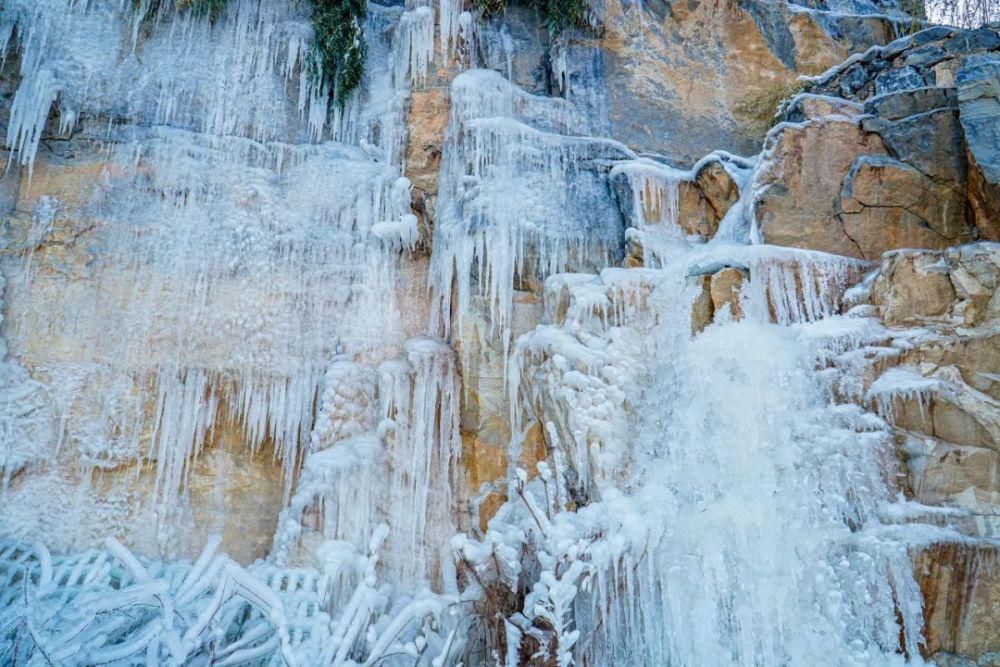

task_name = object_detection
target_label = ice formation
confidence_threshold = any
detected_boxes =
[272,338,461,588]
[0,0,938,664]
[0,536,466,665]
[429,69,631,354]
[0,0,470,662]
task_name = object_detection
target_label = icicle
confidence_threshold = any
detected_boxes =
[380,337,462,584]
[438,0,462,58]
[740,247,870,326]
[609,159,684,235]
[429,69,632,350]
[395,6,436,87]
[866,366,944,425]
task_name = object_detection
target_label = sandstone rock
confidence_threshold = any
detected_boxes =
[755,117,886,257]
[839,155,973,258]
[914,542,1000,660]
[475,491,508,533]
[690,266,748,332]
[597,0,895,160]
[930,370,1000,453]
[186,444,284,565]
[691,274,715,335]
[782,93,863,122]
[674,160,740,238]
[800,27,999,252]
[945,243,1000,325]
[881,366,999,454]
[695,159,740,221]
[862,86,957,121]
[904,432,1000,507]
[676,180,722,239]
[710,266,747,320]
[871,243,1000,327]
[15,155,111,214]
[872,250,957,325]
[786,10,857,75]
[900,331,1000,400]
[808,25,995,103]
[625,230,646,268]
[405,88,450,227]
[468,420,548,531]
[0,395,287,565]
[862,105,966,184]
[457,291,544,529]
[867,245,1000,468]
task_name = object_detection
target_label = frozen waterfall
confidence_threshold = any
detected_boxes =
[0,0,936,665]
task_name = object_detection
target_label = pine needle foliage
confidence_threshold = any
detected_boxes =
[310,0,368,109]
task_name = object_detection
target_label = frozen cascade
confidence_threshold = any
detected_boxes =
[0,0,418,509]
[482,246,928,664]
[429,69,633,351]
[0,0,941,663]
[0,0,472,663]
[272,338,461,588]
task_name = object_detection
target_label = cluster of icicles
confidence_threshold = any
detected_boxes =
[0,0,932,665]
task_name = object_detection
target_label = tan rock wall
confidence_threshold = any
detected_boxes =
[756,118,887,258]
[914,543,1000,659]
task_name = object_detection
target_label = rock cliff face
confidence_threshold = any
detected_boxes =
[0,0,998,664]
[752,25,1000,259]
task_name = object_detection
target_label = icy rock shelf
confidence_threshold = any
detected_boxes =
[0,0,968,664]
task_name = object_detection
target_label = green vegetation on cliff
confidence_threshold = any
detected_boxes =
[310,0,368,109]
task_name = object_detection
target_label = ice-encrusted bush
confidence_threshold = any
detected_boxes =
[0,531,463,665]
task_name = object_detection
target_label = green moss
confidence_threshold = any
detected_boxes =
[536,0,591,35]
[179,0,232,20]
[897,0,927,21]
